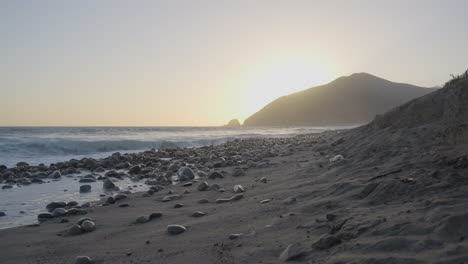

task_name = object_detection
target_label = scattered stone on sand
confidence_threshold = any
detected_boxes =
[259,177,268,183]
[177,167,195,181]
[312,235,341,250]
[283,196,297,205]
[37,213,54,221]
[103,179,116,189]
[167,225,187,234]
[191,211,206,217]
[197,181,209,191]
[183,189,190,194]
[51,208,67,217]
[279,243,304,262]
[259,199,272,204]
[80,185,91,193]
[209,183,221,191]
[74,256,93,264]
[114,193,128,201]
[198,199,209,204]
[208,171,224,179]
[215,198,231,204]
[161,195,182,202]
[68,224,83,235]
[229,234,241,240]
[81,220,96,232]
[46,202,66,211]
[230,194,244,201]
[136,213,162,224]
[77,217,94,225]
[233,184,245,193]
[329,155,344,162]
[174,203,184,208]
[67,208,87,216]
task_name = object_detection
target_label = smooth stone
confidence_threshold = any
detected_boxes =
[230,194,244,201]
[37,213,53,220]
[81,220,96,232]
[67,201,79,207]
[119,203,130,207]
[114,193,128,201]
[136,215,151,224]
[161,195,182,202]
[279,243,304,262]
[128,165,142,174]
[80,185,92,193]
[0,212,5,217]
[233,184,245,193]
[177,167,195,181]
[174,203,184,208]
[68,224,83,235]
[49,170,62,179]
[167,225,187,234]
[197,181,209,191]
[52,208,67,217]
[259,199,272,204]
[74,256,93,264]
[46,201,66,210]
[198,199,209,204]
[77,217,94,225]
[191,211,206,217]
[232,168,245,177]
[103,179,116,189]
[283,197,297,205]
[229,234,241,240]
[259,177,267,183]
[67,208,87,215]
[208,171,224,179]
[215,198,231,204]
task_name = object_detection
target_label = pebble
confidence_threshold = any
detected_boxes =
[208,171,224,179]
[259,177,268,183]
[103,179,116,189]
[77,217,94,225]
[230,194,244,201]
[52,208,67,217]
[68,224,83,235]
[229,234,241,240]
[81,220,96,232]
[279,243,304,262]
[174,203,184,208]
[191,211,206,217]
[80,185,91,193]
[197,181,209,191]
[161,195,182,202]
[119,203,130,208]
[216,198,231,204]
[178,167,195,181]
[167,225,187,234]
[74,256,93,264]
[233,184,245,193]
[259,199,272,204]
[283,197,297,205]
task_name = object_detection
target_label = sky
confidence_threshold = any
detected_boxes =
[1,0,467,126]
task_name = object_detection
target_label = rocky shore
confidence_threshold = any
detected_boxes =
[0,75,467,264]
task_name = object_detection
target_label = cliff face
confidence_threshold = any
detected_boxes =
[243,73,437,126]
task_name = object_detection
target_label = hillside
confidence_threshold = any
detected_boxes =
[243,73,437,126]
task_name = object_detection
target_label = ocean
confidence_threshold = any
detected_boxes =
[0,126,340,168]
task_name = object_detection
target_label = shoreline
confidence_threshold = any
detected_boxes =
[1,125,467,263]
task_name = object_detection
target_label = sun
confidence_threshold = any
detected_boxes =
[238,55,335,121]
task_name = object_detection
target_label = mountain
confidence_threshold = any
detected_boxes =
[243,73,438,126]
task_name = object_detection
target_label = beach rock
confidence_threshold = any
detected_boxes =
[283,196,297,205]
[191,211,206,217]
[77,217,94,225]
[16,161,29,167]
[114,193,128,201]
[49,170,62,179]
[259,177,268,183]
[230,194,244,201]
[37,213,53,221]
[106,196,115,204]
[174,203,184,208]
[128,165,142,174]
[52,208,67,217]
[197,181,209,191]
[216,198,231,204]
[46,202,66,211]
[80,185,91,193]
[329,155,344,162]
[161,195,182,202]
[81,220,96,232]
[2,185,13,189]
[67,201,79,207]
[167,225,187,234]
[209,183,221,191]
[198,199,209,204]
[259,199,272,204]
[279,243,304,262]
[103,179,116,189]
[67,208,87,216]
[312,235,341,250]
[233,184,245,193]
[68,224,83,235]
[0,212,5,217]
[208,171,224,179]
[177,167,195,181]
[229,234,241,240]
[119,203,130,207]
[136,215,151,224]
[74,256,93,264]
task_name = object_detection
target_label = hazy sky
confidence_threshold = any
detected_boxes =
[1,0,467,126]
